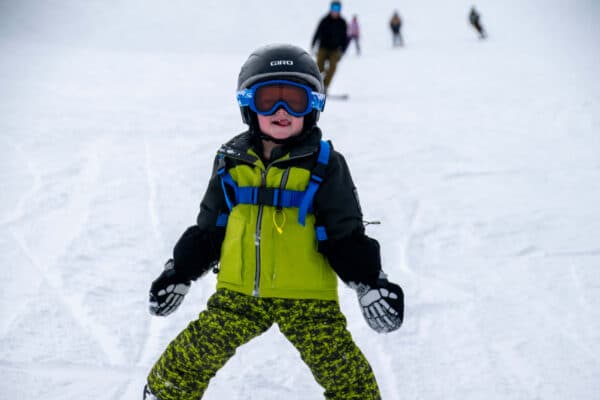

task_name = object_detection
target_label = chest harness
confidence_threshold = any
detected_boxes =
[216,140,331,242]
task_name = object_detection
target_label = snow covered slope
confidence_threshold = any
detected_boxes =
[1,0,599,399]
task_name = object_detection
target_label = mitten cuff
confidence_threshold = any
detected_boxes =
[321,229,381,286]
[173,226,225,281]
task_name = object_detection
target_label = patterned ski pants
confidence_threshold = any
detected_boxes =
[147,289,381,399]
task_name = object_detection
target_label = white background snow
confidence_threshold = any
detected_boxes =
[1,0,599,399]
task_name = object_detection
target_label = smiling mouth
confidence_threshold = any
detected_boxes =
[272,119,291,127]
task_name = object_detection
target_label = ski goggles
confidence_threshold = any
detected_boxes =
[237,80,326,117]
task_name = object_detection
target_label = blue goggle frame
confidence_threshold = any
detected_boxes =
[237,79,326,117]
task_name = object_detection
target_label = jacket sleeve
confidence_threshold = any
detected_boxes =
[311,18,324,48]
[171,155,227,281]
[313,149,381,286]
[340,19,349,52]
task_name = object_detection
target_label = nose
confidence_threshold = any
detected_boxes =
[274,106,289,115]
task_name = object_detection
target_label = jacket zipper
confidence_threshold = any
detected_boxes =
[253,170,267,297]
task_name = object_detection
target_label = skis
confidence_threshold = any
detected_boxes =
[327,94,349,101]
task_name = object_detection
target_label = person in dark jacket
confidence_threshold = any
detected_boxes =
[143,44,404,400]
[311,1,348,92]
[390,11,404,47]
[469,6,487,39]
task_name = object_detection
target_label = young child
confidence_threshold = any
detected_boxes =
[143,43,404,400]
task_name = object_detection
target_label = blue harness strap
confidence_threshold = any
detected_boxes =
[216,140,331,233]
[216,212,229,227]
[217,154,236,212]
[236,187,305,209]
[298,140,330,226]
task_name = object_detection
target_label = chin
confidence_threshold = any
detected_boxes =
[271,129,301,139]
[270,134,294,140]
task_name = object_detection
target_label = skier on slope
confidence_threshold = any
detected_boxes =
[311,1,348,93]
[143,43,404,400]
[347,14,361,56]
[390,11,404,47]
[469,6,487,39]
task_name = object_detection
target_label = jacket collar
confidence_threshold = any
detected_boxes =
[219,127,323,164]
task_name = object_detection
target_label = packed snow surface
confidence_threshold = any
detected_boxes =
[1,0,599,399]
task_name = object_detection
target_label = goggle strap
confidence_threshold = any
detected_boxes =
[311,92,326,111]
[237,89,253,107]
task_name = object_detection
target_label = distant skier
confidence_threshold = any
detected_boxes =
[469,6,487,39]
[390,11,404,47]
[311,1,348,92]
[143,43,404,400]
[347,14,361,56]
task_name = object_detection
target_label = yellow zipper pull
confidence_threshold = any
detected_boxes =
[272,209,286,234]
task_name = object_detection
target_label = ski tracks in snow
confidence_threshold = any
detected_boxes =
[398,199,421,276]
[143,136,167,253]
[0,141,42,227]
[118,136,170,400]
[373,196,424,399]
[0,140,43,339]
[1,135,134,384]
[135,137,165,365]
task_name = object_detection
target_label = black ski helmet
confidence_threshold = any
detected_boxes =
[237,44,325,129]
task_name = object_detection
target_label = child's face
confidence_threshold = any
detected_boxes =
[257,108,304,141]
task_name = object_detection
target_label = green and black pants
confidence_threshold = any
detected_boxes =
[147,289,381,399]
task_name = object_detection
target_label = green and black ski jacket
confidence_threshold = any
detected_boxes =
[173,127,382,300]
